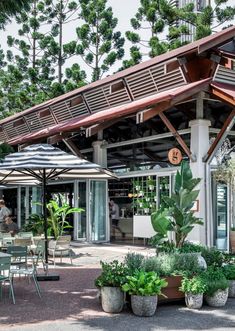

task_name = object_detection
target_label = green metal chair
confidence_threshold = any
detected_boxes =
[7,245,28,269]
[9,251,42,299]
[0,256,15,304]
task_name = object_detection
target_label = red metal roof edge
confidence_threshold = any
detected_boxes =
[210,81,235,100]
[8,78,211,146]
[0,26,235,127]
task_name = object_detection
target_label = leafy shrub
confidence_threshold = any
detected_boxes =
[178,242,203,254]
[200,247,225,268]
[124,252,144,274]
[222,264,235,280]
[142,253,201,277]
[95,260,128,288]
[201,267,229,296]
[180,275,207,294]
[173,253,202,275]
[122,271,168,296]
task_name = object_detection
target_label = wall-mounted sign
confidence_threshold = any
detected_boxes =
[168,148,182,165]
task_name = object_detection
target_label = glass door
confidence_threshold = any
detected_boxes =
[215,184,228,250]
[89,180,108,242]
[77,181,87,239]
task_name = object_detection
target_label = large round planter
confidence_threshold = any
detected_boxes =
[101,286,124,313]
[205,288,228,307]
[159,275,184,302]
[185,292,203,309]
[228,280,235,298]
[131,295,158,317]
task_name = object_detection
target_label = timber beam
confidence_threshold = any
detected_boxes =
[203,108,235,163]
[86,119,120,137]
[158,112,195,161]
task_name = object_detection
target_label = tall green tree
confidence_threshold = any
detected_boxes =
[76,0,125,82]
[124,0,178,67]
[39,0,85,86]
[0,0,31,28]
[124,0,235,68]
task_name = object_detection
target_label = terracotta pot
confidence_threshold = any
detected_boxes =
[230,231,235,253]
[159,275,184,302]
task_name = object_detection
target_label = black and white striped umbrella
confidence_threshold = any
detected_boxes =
[0,143,115,183]
[0,144,116,267]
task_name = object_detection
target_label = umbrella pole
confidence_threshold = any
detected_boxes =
[42,169,49,271]
[37,170,60,281]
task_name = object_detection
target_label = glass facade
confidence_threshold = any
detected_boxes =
[89,180,108,242]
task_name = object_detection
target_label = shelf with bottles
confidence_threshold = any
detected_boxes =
[108,179,132,198]
[131,176,157,215]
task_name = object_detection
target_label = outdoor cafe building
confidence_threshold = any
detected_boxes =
[1,27,235,250]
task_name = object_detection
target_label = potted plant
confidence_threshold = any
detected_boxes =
[46,197,83,255]
[122,270,167,317]
[202,267,229,307]
[222,264,235,297]
[151,161,202,248]
[142,252,202,302]
[147,176,155,191]
[95,260,128,313]
[180,275,207,309]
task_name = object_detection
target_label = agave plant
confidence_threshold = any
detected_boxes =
[151,161,203,248]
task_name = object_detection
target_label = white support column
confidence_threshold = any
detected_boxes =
[188,119,211,245]
[92,140,107,167]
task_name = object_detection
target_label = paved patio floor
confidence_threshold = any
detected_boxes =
[0,243,234,331]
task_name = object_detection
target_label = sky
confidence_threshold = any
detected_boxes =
[1,0,235,81]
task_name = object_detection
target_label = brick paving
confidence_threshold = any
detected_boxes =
[0,243,234,331]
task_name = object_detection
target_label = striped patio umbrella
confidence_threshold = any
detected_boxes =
[0,144,116,267]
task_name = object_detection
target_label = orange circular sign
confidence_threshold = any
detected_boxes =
[168,148,182,165]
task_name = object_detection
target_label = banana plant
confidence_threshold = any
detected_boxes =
[151,161,203,248]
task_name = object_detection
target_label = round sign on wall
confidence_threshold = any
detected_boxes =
[168,148,182,165]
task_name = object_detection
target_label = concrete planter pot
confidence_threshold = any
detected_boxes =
[101,286,124,313]
[48,240,68,256]
[205,288,229,307]
[185,293,203,309]
[228,280,235,298]
[131,295,158,317]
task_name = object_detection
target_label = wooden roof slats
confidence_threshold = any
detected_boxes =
[213,65,235,86]
[125,64,186,100]
[51,99,89,122]
[83,82,131,113]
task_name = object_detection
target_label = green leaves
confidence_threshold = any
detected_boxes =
[151,161,202,248]
[122,270,168,296]
[95,260,129,288]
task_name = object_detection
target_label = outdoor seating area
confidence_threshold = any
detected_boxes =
[0,243,234,331]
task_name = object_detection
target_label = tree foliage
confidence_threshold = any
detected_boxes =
[76,0,125,81]
[123,0,235,68]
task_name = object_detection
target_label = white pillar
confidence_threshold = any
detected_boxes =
[92,140,107,168]
[188,119,211,245]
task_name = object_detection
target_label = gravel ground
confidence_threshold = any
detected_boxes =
[0,243,234,331]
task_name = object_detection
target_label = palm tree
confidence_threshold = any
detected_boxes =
[0,0,31,27]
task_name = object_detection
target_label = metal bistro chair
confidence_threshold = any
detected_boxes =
[49,235,73,267]
[28,239,46,272]
[9,246,41,299]
[0,256,15,304]
[7,245,28,269]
